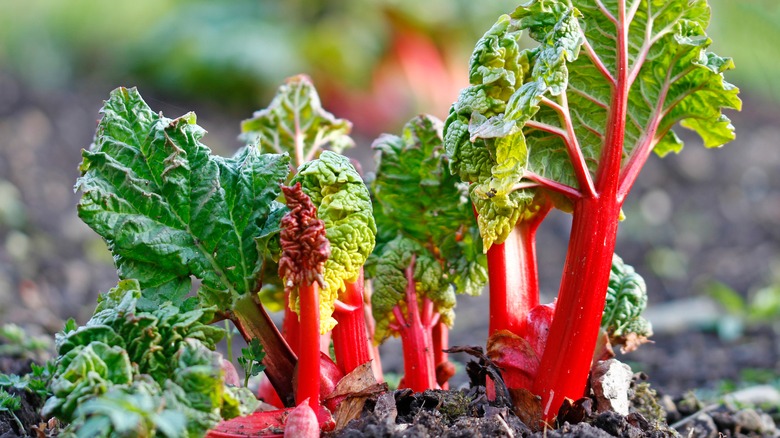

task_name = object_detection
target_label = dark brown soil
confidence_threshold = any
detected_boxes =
[619,325,780,397]
[331,387,669,438]
[0,358,41,438]
[329,383,778,437]
[0,388,42,438]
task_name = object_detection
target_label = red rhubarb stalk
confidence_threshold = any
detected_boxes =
[391,255,439,392]
[432,322,455,389]
[282,296,301,355]
[332,268,373,375]
[486,206,550,336]
[363,284,384,382]
[296,281,322,410]
[279,183,331,412]
[532,1,631,418]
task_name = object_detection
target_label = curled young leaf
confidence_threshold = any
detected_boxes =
[43,341,134,421]
[601,255,653,353]
[56,280,223,384]
[242,74,354,167]
[45,281,257,435]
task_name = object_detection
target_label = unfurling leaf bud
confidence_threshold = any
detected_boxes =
[279,183,330,292]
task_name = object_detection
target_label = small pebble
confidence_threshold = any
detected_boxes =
[735,408,764,433]
[678,413,717,438]
[758,412,777,435]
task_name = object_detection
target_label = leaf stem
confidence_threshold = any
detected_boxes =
[539,96,597,198]
[618,54,678,202]
[394,255,438,392]
[296,280,321,411]
[524,120,567,138]
[283,295,301,356]
[626,0,642,24]
[332,269,373,375]
[595,0,618,26]
[560,92,597,197]
[225,320,233,362]
[293,90,305,167]
[533,0,630,421]
[232,294,297,407]
[486,210,549,336]
[432,322,454,389]
[515,172,582,200]
[581,37,616,86]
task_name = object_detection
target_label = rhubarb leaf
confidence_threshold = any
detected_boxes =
[43,341,134,421]
[244,76,356,312]
[241,74,354,167]
[444,0,740,249]
[290,151,376,333]
[371,115,487,298]
[54,280,224,385]
[45,281,258,435]
[60,378,189,438]
[75,87,290,312]
[254,200,288,312]
[371,236,456,344]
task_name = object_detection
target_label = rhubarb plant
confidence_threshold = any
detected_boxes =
[42,280,258,436]
[445,0,739,420]
[74,86,301,406]
[71,81,378,435]
[369,115,487,391]
[51,0,740,432]
[241,76,379,381]
[278,183,330,411]
[241,75,354,167]
[288,151,377,376]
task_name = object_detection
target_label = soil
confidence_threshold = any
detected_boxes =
[0,358,42,438]
[618,325,780,397]
[328,374,778,437]
[4,337,777,437]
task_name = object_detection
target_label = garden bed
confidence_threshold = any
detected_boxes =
[3,327,779,437]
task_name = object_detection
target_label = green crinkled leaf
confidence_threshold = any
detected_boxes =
[49,337,256,437]
[47,281,254,436]
[371,236,457,344]
[444,0,740,249]
[76,87,291,311]
[61,357,258,438]
[43,341,134,422]
[254,200,288,312]
[55,280,223,384]
[171,339,225,414]
[289,151,376,333]
[61,378,189,438]
[241,74,354,167]
[602,255,652,340]
[623,3,741,156]
[371,115,487,301]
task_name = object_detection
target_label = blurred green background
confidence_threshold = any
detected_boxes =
[0,0,778,342]
[1,0,775,133]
